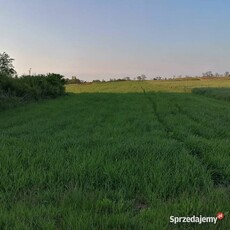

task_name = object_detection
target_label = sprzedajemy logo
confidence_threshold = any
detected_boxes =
[170,212,224,225]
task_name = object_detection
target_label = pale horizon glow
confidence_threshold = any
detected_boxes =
[1,0,230,80]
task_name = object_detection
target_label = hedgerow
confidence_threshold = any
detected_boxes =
[0,73,65,109]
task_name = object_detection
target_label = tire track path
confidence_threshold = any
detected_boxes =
[140,85,230,188]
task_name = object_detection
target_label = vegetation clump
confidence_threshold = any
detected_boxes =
[0,52,66,110]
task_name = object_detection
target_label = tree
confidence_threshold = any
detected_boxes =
[215,72,220,77]
[141,74,147,80]
[224,72,229,77]
[202,71,213,77]
[0,52,17,76]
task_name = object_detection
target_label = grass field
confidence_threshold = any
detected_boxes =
[0,79,230,229]
[193,87,230,101]
[66,78,230,93]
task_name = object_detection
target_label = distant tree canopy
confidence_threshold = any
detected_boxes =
[202,71,214,77]
[224,72,230,77]
[65,77,82,84]
[137,74,147,80]
[202,71,230,78]
[0,52,17,76]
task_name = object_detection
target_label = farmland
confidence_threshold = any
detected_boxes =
[0,78,230,229]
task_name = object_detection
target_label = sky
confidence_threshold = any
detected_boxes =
[1,0,230,80]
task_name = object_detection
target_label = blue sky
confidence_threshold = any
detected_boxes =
[1,0,230,80]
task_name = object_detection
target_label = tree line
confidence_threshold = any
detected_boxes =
[66,72,230,85]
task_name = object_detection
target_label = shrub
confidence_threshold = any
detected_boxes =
[0,72,66,103]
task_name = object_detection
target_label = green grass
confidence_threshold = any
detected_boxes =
[0,96,22,111]
[192,87,230,101]
[0,79,230,229]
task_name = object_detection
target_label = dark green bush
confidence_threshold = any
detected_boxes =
[0,72,66,104]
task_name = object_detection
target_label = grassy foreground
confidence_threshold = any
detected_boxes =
[0,79,230,229]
